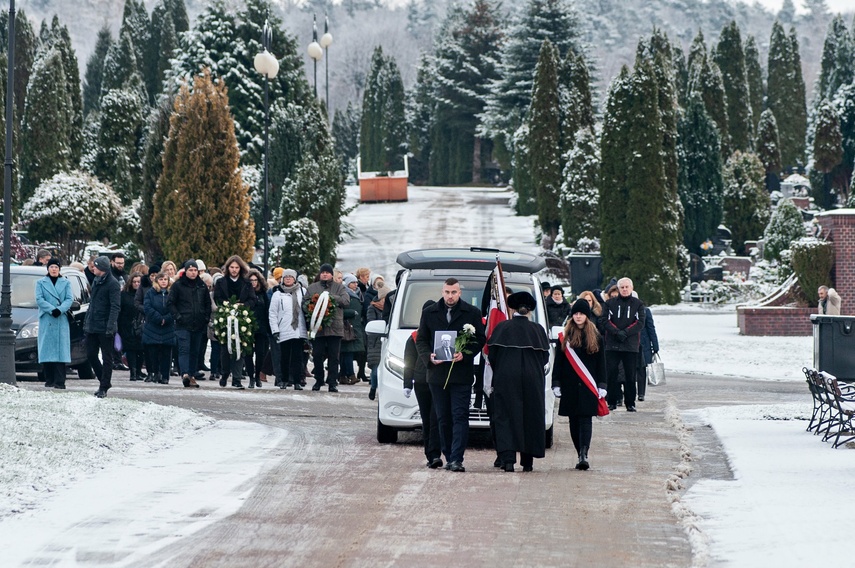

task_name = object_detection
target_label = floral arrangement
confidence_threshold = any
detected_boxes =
[305,292,337,336]
[213,296,258,357]
[445,323,477,389]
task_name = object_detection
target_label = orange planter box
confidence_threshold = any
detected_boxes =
[359,176,408,202]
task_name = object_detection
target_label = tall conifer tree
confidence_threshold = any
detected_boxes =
[83,26,112,117]
[714,21,753,151]
[154,69,255,264]
[816,15,853,103]
[722,151,770,253]
[558,49,594,160]
[743,35,764,134]
[360,46,407,172]
[48,16,83,165]
[812,101,843,209]
[559,127,599,248]
[755,109,783,191]
[768,21,807,168]
[688,34,730,159]
[139,93,175,260]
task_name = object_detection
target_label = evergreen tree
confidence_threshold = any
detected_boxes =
[755,109,783,188]
[48,16,83,166]
[121,0,153,102]
[139,94,175,261]
[150,0,178,101]
[0,10,36,165]
[511,122,533,215]
[672,43,689,108]
[332,101,361,180]
[688,37,730,159]
[154,69,255,264]
[722,151,770,253]
[83,26,112,117]
[19,48,72,203]
[558,48,594,160]
[480,0,581,162]
[789,27,808,163]
[272,218,321,277]
[101,28,146,101]
[768,21,807,168]
[816,15,853,104]
[743,35,764,134]
[763,198,805,261]
[528,40,562,247]
[559,126,599,248]
[778,0,796,25]
[678,94,723,253]
[94,89,146,204]
[829,82,855,204]
[713,21,753,151]
[812,101,843,209]
[407,55,434,184]
[360,46,407,172]
[169,0,190,34]
[156,13,178,95]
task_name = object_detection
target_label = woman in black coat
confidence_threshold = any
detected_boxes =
[244,269,270,389]
[143,273,175,384]
[552,298,607,471]
[118,274,145,381]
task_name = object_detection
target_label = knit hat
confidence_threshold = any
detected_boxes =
[570,298,592,319]
[148,262,162,275]
[319,263,334,275]
[603,277,618,296]
[371,274,385,288]
[272,267,285,281]
[507,291,536,311]
[551,286,564,296]
[343,273,358,287]
[376,283,391,300]
[184,259,198,270]
[281,268,297,280]
[195,259,207,272]
[46,257,62,268]
[93,256,110,273]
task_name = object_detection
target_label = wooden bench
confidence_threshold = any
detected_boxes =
[804,367,855,448]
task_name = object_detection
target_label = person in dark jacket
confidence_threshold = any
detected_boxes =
[415,278,487,473]
[303,263,351,392]
[487,292,550,472]
[545,286,571,327]
[118,274,145,381]
[35,258,73,389]
[214,255,256,389]
[603,277,646,411]
[339,274,366,385]
[143,272,175,384]
[365,284,390,400]
[244,269,270,389]
[85,256,121,398]
[552,298,607,470]
[167,260,211,388]
[84,255,97,285]
[635,306,659,402]
[404,300,442,469]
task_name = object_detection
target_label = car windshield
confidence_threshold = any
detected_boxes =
[9,274,41,308]
[397,279,542,328]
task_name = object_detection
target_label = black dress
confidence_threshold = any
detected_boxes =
[486,315,550,460]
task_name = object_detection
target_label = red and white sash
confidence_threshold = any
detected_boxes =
[559,332,609,416]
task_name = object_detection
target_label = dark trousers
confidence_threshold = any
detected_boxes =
[210,340,221,375]
[340,351,355,377]
[175,329,204,376]
[87,333,114,391]
[126,349,144,376]
[498,449,533,468]
[220,346,246,380]
[43,362,66,388]
[244,333,269,380]
[429,382,470,464]
[568,415,593,452]
[279,338,304,385]
[150,343,173,380]
[355,350,367,379]
[143,344,155,375]
[414,381,441,461]
[636,358,647,398]
[607,350,637,407]
[312,336,341,387]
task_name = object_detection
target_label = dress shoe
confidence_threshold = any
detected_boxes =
[232,379,245,389]
[576,447,590,470]
[638,396,645,401]
[280,383,287,389]
[159,376,169,385]
[194,371,205,380]
[311,382,323,391]
[503,463,515,472]
[94,390,107,398]
[182,374,191,387]
[444,462,452,470]
[328,386,339,393]
[608,404,617,411]
[522,465,533,472]
[54,384,66,390]
[428,457,443,469]
[368,387,376,400]
[219,376,228,387]
[144,374,154,383]
[493,458,502,468]
[448,462,465,472]
[293,383,303,391]
[627,406,637,412]
[188,377,200,388]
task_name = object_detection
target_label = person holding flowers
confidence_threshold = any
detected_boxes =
[303,263,350,392]
[213,255,257,389]
[416,278,486,472]
[166,260,211,388]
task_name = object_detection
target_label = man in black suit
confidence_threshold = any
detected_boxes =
[416,278,486,472]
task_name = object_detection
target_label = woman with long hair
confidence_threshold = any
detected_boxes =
[119,274,145,381]
[245,269,270,389]
[552,298,607,470]
[577,290,605,333]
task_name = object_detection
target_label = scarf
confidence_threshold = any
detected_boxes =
[279,282,301,329]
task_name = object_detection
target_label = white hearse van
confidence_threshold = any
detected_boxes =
[365,248,556,447]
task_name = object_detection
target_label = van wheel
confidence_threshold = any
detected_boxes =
[74,363,95,380]
[377,418,398,443]
[545,425,554,449]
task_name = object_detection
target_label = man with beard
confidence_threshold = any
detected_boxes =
[303,264,350,392]
[416,278,486,472]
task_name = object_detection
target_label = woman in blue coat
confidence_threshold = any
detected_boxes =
[35,258,73,389]
[143,272,175,384]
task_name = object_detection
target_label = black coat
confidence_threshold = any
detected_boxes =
[167,275,212,332]
[416,299,486,387]
[545,296,571,327]
[403,332,428,389]
[252,289,271,336]
[486,316,550,458]
[118,290,143,351]
[603,294,646,352]
[552,333,606,417]
[143,288,175,346]
[214,276,257,309]
[365,303,384,367]
[639,307,659,365]
[84,273,120,335]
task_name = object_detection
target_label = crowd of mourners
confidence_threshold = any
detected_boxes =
[33,251,392,400]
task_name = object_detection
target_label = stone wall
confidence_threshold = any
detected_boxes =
[737,307,815,336]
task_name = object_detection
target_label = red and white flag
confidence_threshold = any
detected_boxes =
[482,261,509,395]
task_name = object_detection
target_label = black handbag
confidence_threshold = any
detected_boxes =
[342,319,356,342]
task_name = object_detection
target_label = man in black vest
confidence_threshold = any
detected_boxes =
[603,277,646,412]
[416,278,486,472]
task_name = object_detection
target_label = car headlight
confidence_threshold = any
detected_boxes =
[18,322,38,339]
[384,354,405,380]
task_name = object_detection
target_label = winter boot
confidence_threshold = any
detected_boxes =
[293,381,303,391]
[248,377,255,389]
[219,375,228,387]
[144,372,155,383]
[160,374,169,385]
[232,377,245,390]
[255,376,262,388]
[129,370,139,381]
[576,446,589,471]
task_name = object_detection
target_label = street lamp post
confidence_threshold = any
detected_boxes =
[0,0,16,386]
[253,19,279,279]
[307,14,323,99]
[320,14,333,117]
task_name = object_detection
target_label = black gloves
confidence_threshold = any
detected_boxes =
[616,330,628,342]
[51,308,61,317]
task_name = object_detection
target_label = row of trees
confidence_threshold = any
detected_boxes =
[1,0,349,273]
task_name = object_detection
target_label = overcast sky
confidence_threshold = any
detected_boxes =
[753,0,854,14]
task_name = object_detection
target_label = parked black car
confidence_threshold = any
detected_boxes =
[3,266,93,379]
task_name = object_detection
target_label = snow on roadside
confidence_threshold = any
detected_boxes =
[0,383,213,519]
